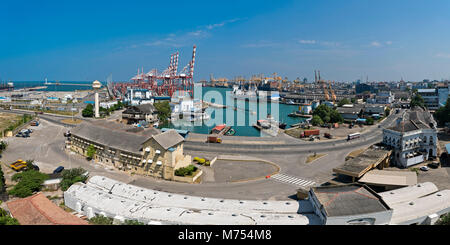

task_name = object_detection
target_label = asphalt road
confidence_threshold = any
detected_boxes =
[0,108,403,200]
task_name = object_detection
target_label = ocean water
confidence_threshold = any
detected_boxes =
[10,82,305,136]
[10,81,103,92]
[168,87,306,137]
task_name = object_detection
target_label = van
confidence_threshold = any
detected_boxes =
[53,166,65,174]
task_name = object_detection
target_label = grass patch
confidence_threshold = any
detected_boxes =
[410,168,420,175]
[306,153,327,163]
[61,118,83,124]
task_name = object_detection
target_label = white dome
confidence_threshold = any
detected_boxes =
[92,80,102,89]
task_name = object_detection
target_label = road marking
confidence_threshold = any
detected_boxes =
[269,173,316,187]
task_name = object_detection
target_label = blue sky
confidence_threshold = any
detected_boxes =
[1,0,450,82]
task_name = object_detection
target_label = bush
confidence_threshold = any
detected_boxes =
[435,213,450,225]
[175,165,198,177]
[122,219,145,225]
[88,215,114,225]
[60,168,88,191]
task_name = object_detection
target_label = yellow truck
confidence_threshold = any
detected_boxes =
[10,159,27,171]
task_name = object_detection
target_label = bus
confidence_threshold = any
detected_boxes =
[347,133,361,141]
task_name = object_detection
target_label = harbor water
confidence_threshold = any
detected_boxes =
[169,87,306,137]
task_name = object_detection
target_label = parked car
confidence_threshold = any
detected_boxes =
[420,166,429,171]
[428,162,439,169]
[53,166,65,174]
[30,121,40,126]
[31,164,40,171]
[10,159,27,171]
[63,131,71,137]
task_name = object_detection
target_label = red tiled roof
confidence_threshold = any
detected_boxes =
[213,124,226,131]
[6,193,89,225]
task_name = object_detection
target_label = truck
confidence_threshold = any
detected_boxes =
[324,132,333,139]
[301,129,320,138]
[207,136,222,143]
[30,120,39,126]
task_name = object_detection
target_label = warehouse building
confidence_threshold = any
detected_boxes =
[67,122,191,180]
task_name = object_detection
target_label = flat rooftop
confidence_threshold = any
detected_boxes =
[333,145,392,178]
[358,169,417,187]
[311,184,390,217]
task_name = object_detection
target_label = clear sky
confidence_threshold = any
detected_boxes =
[1,0,450,82]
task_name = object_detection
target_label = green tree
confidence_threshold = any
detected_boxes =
[410,94,425,108]
[338,98,351,107]
[0,208,20,225]
[89,215,114,225]
[9,170,49,198]
[312,104,343,124]
[154,101,171,127]
[86,144,96,160]
[60,168,88,191]
[434,98,450,126]
[366,117,375,125]
[0,141,7,152]
[311,115,323,126]
[82,104,94,117]
[385,107,391,117]
[0,165,5,194]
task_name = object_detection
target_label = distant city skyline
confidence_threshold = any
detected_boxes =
[1,0,450,82]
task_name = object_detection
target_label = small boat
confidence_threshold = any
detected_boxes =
[279,122,287,129]
[225,128,236,136]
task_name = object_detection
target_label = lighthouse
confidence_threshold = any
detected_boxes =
[92,80,102,118]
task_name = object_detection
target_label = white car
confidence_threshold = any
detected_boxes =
[420,166,429,171]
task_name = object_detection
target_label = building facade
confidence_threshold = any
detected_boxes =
[67,123,191,180]
[122,104,158,125]
[382,108,437,168]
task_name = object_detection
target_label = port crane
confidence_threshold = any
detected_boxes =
[113,45,197,98]
[315,70,330,101]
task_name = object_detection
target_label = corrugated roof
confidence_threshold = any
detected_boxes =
[6,193,89,225]
[71,123,153,154]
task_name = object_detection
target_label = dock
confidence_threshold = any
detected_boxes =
[210,124,232,135]
[288,112,312,118]
[252,124,279,137]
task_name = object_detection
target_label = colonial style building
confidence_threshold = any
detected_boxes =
[67,122,191,180]
[382,107,437,168]
[122,104,158,125]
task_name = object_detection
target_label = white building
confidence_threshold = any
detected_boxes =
[382,107,437,168]
[418,88,439,110]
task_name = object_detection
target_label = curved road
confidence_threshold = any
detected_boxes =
[1,108,403,200]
